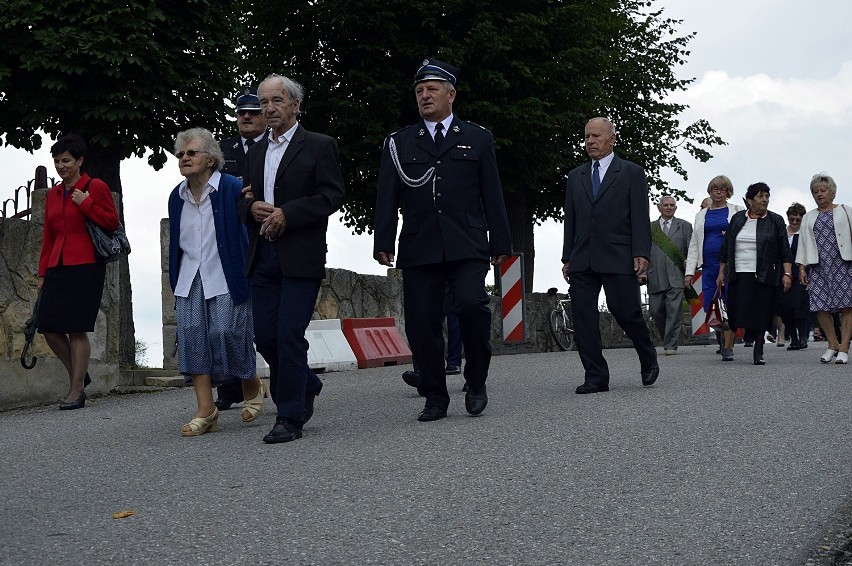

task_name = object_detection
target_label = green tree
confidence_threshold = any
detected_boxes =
[0,0,243,366]
[243,0,723,291]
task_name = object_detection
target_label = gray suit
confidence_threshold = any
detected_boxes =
[647,216,693,351]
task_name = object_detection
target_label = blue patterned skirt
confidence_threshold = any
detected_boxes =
[176,272,255,384]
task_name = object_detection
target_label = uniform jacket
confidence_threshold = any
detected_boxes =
[561,153,651,275]
[219,135,248,179]
[647,216,693,292]
[718,210,792,286]
[373,117,512,267]
[38,173,119,276]
[796,205,852,265]
[238,124,346,280]
[167,173,251,305]
[684,202,743,276]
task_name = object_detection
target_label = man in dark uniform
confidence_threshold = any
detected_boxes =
[220,86,267,180]
[374,58,512,421]
[214,86,267,411]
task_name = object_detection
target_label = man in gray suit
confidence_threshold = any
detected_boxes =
[646,195,693,355]
[561,117,658,394]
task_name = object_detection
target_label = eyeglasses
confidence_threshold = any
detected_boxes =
[237,109,261,117]
[709,187,727,193]
[176,150,208,159]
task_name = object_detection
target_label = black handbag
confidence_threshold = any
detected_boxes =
[80,179,131,263]
[86,219,131,263]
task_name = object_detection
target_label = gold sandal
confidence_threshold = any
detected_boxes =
[181,408,219,436]
[241,379,265,423]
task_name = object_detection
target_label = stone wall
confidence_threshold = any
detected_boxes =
[0,190,121,410]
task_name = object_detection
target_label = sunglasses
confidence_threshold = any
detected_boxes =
[176,150,208,159]
[237,109,261,117]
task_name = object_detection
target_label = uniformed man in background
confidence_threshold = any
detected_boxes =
[214,86,267,411]
[373,58,512,422]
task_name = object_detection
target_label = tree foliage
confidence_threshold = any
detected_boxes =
[0,0,243,177]
[241,0,724,289]
[0,0,243,367]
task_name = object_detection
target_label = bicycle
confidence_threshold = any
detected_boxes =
[546,287,574,351]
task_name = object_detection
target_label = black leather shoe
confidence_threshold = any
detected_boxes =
[302,389,319,426]
[575,383,609,394]
[798,342,808,350]
[263,419,302,444]
[641,365,660,386]
[402,370,419,388]
[464,385,487,416]
[214,398,236,411]
[445,365,461,375]
[743,341,754,348]
[417,406,447,422]
[787,344,800,351]
[59,391,86,411]
[84,372,91,388]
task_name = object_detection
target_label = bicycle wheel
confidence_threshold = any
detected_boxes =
[548,309,573,351]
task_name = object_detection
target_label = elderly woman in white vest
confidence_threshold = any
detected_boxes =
[796,173,852,364]
[684,175,744,361]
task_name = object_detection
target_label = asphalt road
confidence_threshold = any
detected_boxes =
[1,344,850,565]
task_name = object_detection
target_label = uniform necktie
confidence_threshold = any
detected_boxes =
[592,161,601,197]
[434,123,444,149]
[245,138,255,153]
[663,219,670,235]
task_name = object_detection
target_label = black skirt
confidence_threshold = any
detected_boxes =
[727,273,775,332]
[39,263,107,334]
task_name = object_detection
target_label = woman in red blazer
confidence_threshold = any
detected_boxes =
[37,134,119,410]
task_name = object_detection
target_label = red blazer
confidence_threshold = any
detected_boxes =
[38,173,120,276]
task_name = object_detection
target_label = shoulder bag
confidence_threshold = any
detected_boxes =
[80,179,132,263]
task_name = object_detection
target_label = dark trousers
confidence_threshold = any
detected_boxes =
[403,260,492,410]
[570,270,657,387]
[216,378,244,404]
[445,291,463,366]
[251,240,323,423]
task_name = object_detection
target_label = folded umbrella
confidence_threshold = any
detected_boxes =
[21,293,41,369]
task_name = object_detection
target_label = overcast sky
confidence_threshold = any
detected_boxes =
[3,1,851,366]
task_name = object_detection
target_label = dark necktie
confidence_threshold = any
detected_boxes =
[245,138,255,153]
[592,161,601,197]
[434,123,444,149]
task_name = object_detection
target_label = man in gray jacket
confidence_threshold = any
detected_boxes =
[647,195,693,355]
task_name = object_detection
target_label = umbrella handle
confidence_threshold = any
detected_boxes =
[20,347,37,370]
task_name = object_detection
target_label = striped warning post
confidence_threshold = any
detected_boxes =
[499,254,525,343]
[690,270,710,335]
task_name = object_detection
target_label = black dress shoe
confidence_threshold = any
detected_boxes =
[445,364,461,375]
[263,419,302,443]
[417,406,447,422]
[798,342,808,350]
[464,385,487,416]
[59,391,86,411]
[641,365,659,386]
[302,389,319,426]
[84,372,91,388]
[402,370,419,388]
[575,383,609,394]
[214,398,236,411]
[787,344,800,351]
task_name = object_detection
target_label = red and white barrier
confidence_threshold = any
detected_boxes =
[499,254,525,344]
[690,270,710,335]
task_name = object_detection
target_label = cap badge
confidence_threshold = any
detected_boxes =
[422,58,430,66]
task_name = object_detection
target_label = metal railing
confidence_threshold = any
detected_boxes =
[1,166,54,221]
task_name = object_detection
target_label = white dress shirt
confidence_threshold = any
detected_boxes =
[263,122,300,205]
[594,151,616,182]
[175,171,228,299]
[424,114,454,141]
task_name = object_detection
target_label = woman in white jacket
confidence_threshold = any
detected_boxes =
[684,175,744,361]
[796,173,852,364]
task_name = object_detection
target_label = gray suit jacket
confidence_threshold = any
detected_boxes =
[647,216,692,292]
